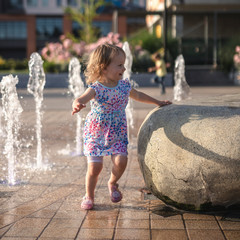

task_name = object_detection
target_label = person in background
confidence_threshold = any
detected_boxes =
[148,53,167,94]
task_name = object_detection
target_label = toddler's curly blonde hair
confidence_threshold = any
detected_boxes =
[84,43,125,85]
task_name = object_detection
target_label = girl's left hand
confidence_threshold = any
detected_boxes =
[158,100,172,107]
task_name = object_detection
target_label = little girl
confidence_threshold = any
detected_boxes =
[72,43,172,210]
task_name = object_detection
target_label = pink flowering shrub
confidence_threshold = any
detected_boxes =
[84,32,122,53]
[41,32,122,65]
[41,36,84,64]
[233,46,240,71]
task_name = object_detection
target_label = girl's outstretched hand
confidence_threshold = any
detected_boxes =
[158,100,172,107]
[72,101,86,115]
[71,88,96,115]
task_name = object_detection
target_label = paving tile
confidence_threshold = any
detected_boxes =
[54,209,86,219]
[6,206,37,216]
[17,185,47,199]
[4,217,50,237]
[185,220,220,230]
[120,201,148,211]
[151,219,185,230]
[117,219,149,229]
[151,213,182,220]
[5,225,44,237]
[40,226,79,238]
[122,190,142,202]
[224,230,240,240]
[39,238,73,240]
[115,228,150,240]
[215,212,240,221]
[151,229,188,240]
[0,225,12,237]
[76,228,114,239]
[0,214,22,227]
[218,220,240,230]
[183,213,215,220]
[58,201,83,212]
[47,218,82,228]
[82,219,116,229]
[28,208,56,219]
[1,238,36,240]
[86,210,118,220]
[119,210,149,220]
[187,229,225,240]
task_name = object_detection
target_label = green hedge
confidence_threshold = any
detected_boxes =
[218,36,240,72]
[0,58,28,71]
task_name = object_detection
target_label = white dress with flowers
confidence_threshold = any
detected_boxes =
[83,79,132,156]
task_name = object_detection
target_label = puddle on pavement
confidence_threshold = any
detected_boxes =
[151,205,182,218]
[0,191,15,198]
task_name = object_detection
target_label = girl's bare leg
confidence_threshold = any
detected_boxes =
[108,155,128,190]
[85,162,103,200]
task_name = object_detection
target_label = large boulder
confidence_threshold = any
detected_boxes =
[137,94,240,210]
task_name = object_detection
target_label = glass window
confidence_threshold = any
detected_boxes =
[72,20,112,38]
[72,21,82,38]
[36,17,63,40]
[93,21,112,37]
[0,21,26,39]
[127,18,145,24]
[42,0,48,6]
[0,23,5,39]
[56,0,62,6]
[9,0,24,9]
[27,0,37,6]
[133,0,139,5]
[67,0,77,7]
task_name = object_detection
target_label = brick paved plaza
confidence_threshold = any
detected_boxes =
[0,86,239,239]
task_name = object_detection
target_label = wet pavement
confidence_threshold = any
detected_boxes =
[0,86,240,239]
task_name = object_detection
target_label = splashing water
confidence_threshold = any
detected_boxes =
[27,52,46,168]
[0,107,4,137]
[122,42,138,144]
[173,54,191,101]
[123,42,133,80]
[68,57,85,155]
[0,75,23,185]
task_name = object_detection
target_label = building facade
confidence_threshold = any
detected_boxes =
[146,0,240,65]
[0,0,146,59]
[2,0,238,66]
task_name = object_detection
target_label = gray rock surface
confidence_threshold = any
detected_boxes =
[137,94,240,210]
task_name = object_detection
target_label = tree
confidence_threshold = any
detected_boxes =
[65,0,106,43]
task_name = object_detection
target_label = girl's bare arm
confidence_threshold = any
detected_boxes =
[72,87,95,115]
[129,88,172,107]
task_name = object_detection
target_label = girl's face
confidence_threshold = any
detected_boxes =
[103,52,126,83]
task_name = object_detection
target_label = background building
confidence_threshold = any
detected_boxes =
[0,0,146,59]
[146,0,240,65]
[1,0,239,67]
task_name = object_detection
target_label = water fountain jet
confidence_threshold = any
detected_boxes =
[122,42,138,145]
[68,57,85,155]
[27,52,46,168]
[0,75,23,185]
[173,54,191,101]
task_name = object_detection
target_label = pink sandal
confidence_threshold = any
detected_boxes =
[81,196,94,210]
[110,184,122,203]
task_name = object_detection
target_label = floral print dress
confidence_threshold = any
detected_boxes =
[83,78,132,156]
